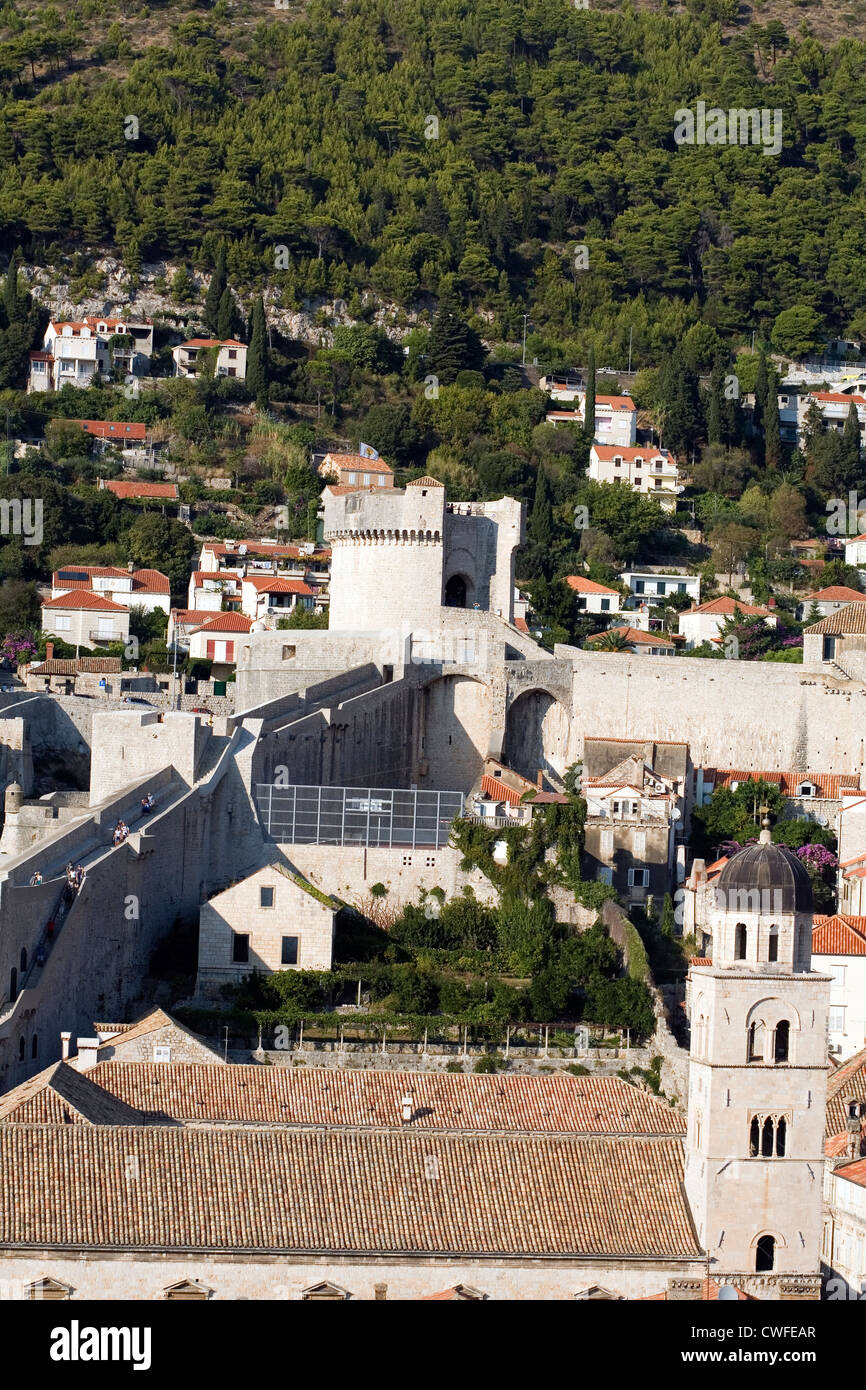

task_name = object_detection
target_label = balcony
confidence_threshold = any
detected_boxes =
[89,630,116,644]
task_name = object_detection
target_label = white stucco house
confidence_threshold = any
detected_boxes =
[812,915,866,1060]
[678,596,776,650]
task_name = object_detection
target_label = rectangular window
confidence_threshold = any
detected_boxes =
[656,582,666,595]
[635,580,645,594]
[281,936,299,966]
[348,472,357,484]
[600,829,614,853]
[678,583,687,594]
[828,964,847,988]
[363,474,371,486]
[600,598,610,612]
[597,867,613,885]
[98,618,114,637]
[54,615,71,631]
[228,350,237,360]
[260,886,274,908]
[232,933,250,963]
[633,830,646,856]
[829,1007,846,1032]
[628,868,650,888]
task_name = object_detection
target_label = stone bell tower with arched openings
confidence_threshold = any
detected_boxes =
[684,822,831,1293]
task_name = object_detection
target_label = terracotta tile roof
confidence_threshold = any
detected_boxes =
[564,576,619,595]
[0,1127,699,1258]
[191,572,236,585]
[171,609,218,625]
[689,958,713,968]
[87,1067,686,1135]
[513,615,530,633]
[595,395,636,410]
[591,445,675,463]
[244,577,315,596]
[191,613,253,633]
[70,419,147,442]
[319,453,394,476]
[826,1046,866,1137]
[95,1007,217,1056]
[806,587,866,603]
[179,339,246,349]
[810,392,866,405]
[0,1063,142,1126]
[28,351,52,361]
[30,658,122,675]
[805,603,866,635]
[586,626,674,647]
[480,775,524,805]
[833,1157,866,1188]
[684,597,770,617]
[102,481,178,500]
[52,566,170,594]
[41,591,128,613]
[705,769,860,800]
[207,542,330,562]
[406,476,444,487]
[812,915,866,956]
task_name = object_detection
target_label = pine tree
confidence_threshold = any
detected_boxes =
[203,246,227,335]
[247,295,270,407]
[764,367,782,468]
[529,466,554,546]
[584,345,596,440]
[426,286,484,385]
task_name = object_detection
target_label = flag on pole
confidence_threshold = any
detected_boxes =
[358,442,380,460]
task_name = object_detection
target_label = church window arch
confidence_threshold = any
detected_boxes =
[755,1234,776,1272]
[768,924,779,962]
[747,1020,765,1062]
[734,923,747,960]
[774,1019,790,1063]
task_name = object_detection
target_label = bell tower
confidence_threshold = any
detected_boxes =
[684,823,830,1289]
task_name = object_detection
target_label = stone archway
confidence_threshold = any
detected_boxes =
[502,688,570,788]
[421,674,491,790]
[444,574,468,608]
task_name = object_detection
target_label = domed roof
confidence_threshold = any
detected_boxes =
[716,839,812,914]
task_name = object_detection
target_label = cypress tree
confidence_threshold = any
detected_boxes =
[707,353,725,445]
[584,345,596,439]
[843,398,861,478]
[203,247,227,335]
[216,286,237,341]
[764,367,782,469]
[247,296,270,407]
[752,350,768,438]
[529,466,554,546]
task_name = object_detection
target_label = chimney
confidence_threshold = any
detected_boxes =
[75,1037,99,1072]
[45,642,54,662]
[127,560,134,574]
[768,596,776,609]
[60,1031,71,1061]
[400,1092,413,1124]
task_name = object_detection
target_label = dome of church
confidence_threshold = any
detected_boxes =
[716,839,812,914]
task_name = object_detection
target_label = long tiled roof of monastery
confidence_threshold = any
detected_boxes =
[826,1045,866,1138]
[82,1066,687,1134]
[0,1062,142,1126]
[0,1126,699,1258]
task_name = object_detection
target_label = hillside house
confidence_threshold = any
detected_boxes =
[803,603,866,669]
[27,315,154,393]
[317,452,395,489]
[187,612,253,673]
[563,575,624,616]
[67,419,154,466]
[41,591,130,649]
[620,570,701,607]
[172,339,247,380]
[187,571,242,613]
[544,394,637,446]
[587,445,682,511]
[99,480,178,508]
[678,596,776,650]
[585,626,675,656]
[797,587,866,622]
[51,564,170,618]
[239,576,317,621]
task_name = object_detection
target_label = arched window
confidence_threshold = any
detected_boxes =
[761,1117,775,1157]
[768,925,778,963]
[776,1117,786,1156]
[749,1116,760,1157]
[755,1235,775,1272]
[734,923,747,960]
[748,1021,765,1061]
[31,1034,38,1059]
[18,1036,24,1061]
[20,948,27,973]
[9,967,17,1002]
[774,1020,790,1063]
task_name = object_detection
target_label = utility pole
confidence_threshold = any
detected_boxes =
[627,327,633,375]
[521,314,529,367]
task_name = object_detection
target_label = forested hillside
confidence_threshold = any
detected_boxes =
[2,0,866,364]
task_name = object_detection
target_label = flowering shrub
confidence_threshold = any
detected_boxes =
[1,632,37,668]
